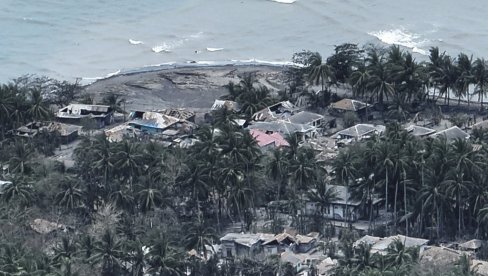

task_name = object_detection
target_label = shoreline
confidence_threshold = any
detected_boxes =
[83,63,288,115]
[82,61,296,86]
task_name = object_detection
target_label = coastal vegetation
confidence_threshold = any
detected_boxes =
[2,43,488,275]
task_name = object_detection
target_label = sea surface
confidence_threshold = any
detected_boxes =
[2,0,488,83]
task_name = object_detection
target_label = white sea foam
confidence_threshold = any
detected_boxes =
[152,32,204,54]
[368,28,428,55]
[270,0,296,3]
[152,44,172,53]
[206,47,224,52]
[129,39,144,45]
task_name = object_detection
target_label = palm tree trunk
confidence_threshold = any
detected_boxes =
[394,178,399,232]
[385,170,388,214]
[404,171,408,236]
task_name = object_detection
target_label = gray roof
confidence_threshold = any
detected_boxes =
[405,125,436,137]
[220,233,274,248]
[430,126,469,142]
[369,235,429,254]
[335,124,385,139]
[472,120,488,130]
[331,99,369,111]
[288,111,324,125]
[247,121,315,134]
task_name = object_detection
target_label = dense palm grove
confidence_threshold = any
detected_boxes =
[1,43,488,275]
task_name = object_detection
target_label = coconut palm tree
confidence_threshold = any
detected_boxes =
[435,55,459,106]
[136,176,164,213]
[472,58,488,110]
[1,176,33,205]
[307,52,336,92]
[101,93,126,114]
[113,140,143,190]
[27,88,51,122]
[89,230,124,276]
[55,176,84,211]
[384,239,419,268]
[428,47,446,100]
[266,148,289,201]
[8,140,34,176]
[147,233,182,276]
[456,53,474,106]
[183,218,216,260]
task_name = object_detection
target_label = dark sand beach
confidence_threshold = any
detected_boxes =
[83,65,288,117]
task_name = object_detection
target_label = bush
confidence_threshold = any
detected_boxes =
[343,111,359,128]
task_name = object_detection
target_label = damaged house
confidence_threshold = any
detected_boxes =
[56,104,113,128]
[252,101,298,122]
[13,121,82,144]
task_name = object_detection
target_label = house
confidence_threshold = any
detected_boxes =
[159,108,196,122]
[358,235,429,255]
[329,98,369,116]
[405,125,436,137]
[471,120,488,130]
[280,251,325,274]
[294,233,319,253]
[211,100,239,111]
[219,233,274,258]
[288,111,336,128]
[247,121,318,141]
[304,185,383,222]
[334,124,385,141]
[249,129,289,150]
[262,232,296,255]
[252,101,298,122]
[56,104,113,128]
[14,122,81,144]
[459,239,482,251]
[429,126,470,142]
[128,111,196,135]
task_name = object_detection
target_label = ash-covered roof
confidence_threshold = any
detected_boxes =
[331,98,368,112]
[430,126,469,142]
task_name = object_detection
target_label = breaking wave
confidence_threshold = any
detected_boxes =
[129,39,144,45]
[270,0,297,3]
[206,47,224,52]
[368,28,428,55]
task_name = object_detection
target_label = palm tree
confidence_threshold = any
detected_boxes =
[0,85,16,138]
[435,55,459,106]
[334,149,357,221]
[349,64,370,99]
[266,148,289,201]
[102,93,126,114]
[147,233,182,276]
[52,236,77,264]
[366,47,394,105]
[113,140,143,190]
[384,239,419,268]
[8,141,34,175]
[456,53,474,106]
[136,176,164,213]
[307,52,336,92]
[472,58,488,110]
[1,177,33,205]
[428,47,446,100]
[183,218,216,260]
[306,182,340,226]
[55,176,84,210]
[92,133,113,186]
[89,230,124,276]
[126,240,147,276]
[27,88,51,122]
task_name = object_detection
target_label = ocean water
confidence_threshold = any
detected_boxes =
[2,0,488,83]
